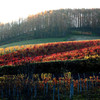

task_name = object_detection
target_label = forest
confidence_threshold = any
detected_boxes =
[0,8,100,45]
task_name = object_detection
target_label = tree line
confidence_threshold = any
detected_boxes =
[0,8,100,44]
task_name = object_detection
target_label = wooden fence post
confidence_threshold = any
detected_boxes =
[34,82,37,99]
[13,85,15,98]
[77,80,79,94]
[72,80,74,96]
[9,84,11,97]
[5,85,8,98]
[69,80,74,99]
[44,82,45,96]
[1,88,3,100]
[83,80,85,92]
[53,83,55,100]
[78,73,80,79]
[86,80,88,91]
[30,86,33,100]
[58,83,60,100]
[80,79,82,93]
[46,82,48,96]
[17,87,19,100]
[27,85,30,96]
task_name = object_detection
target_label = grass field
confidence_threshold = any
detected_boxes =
[0,37,66,48]
[0,35,100,48]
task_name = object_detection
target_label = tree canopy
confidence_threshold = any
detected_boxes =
[0,8,100,45]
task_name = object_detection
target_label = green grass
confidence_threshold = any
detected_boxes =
[0,37,67,48]
[0,35,100,48]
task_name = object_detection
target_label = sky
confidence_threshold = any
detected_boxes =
[0,0,100,23]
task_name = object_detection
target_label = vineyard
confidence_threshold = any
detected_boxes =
[1,7,100,100]
[0,39,100,99]
[0,73,100,100]
[0,39,100,67]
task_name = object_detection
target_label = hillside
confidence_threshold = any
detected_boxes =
[0,8,100,46]
[0,35,100,48]
[0,39,100,66]
[0,39,100,74]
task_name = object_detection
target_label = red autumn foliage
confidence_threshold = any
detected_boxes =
[0,40,100,66]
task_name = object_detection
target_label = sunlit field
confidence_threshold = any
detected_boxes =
[0,39,100,66]
[1,35,100,48]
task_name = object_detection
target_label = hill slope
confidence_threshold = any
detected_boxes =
[0,39,100,66]
[0,8,100,45]
[0,35,100,48]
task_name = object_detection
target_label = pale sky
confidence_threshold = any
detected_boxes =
[0,0,100,23]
